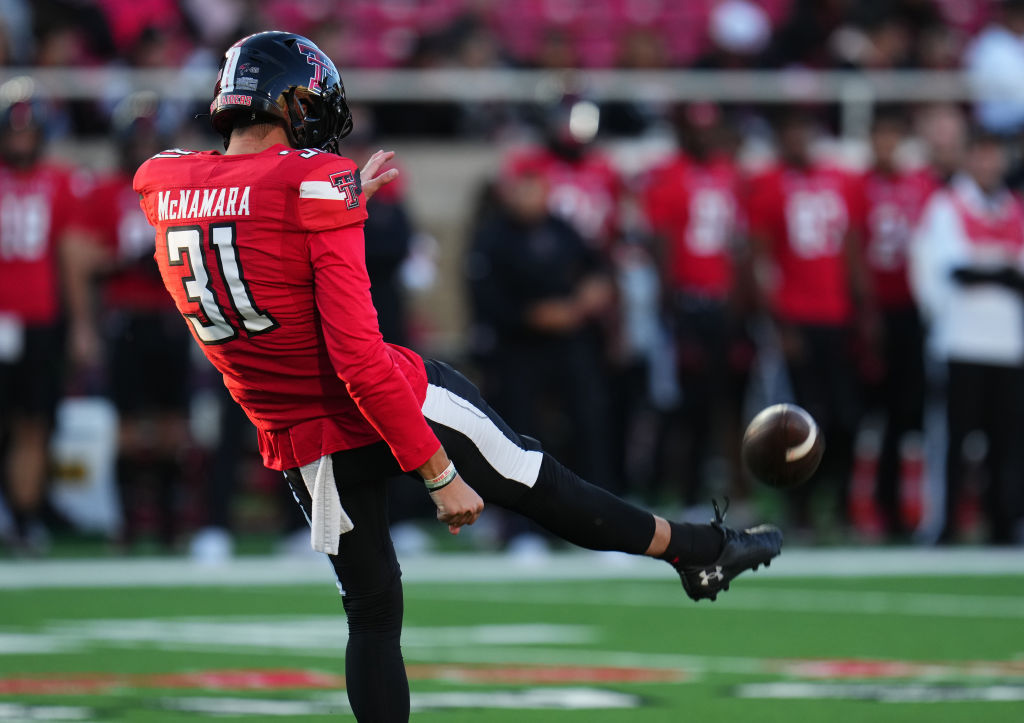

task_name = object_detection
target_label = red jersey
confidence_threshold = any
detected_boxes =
[747,164,866,324]
[642,155,743,298]
[504,148,621,247]
[77,171,172,312]
[0,162,77,324]
[861,168,937,308]
[133,145,440,472]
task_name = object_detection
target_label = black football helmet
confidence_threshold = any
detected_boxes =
[0,76,47,167]
[111,91,167,174]
[210,31,353,153]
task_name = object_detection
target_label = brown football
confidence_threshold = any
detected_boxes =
[742,403,824,489]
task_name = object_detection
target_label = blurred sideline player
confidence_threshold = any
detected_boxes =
[0,81,86,553]
[641,102,750,508]
[747,109,874,535]
[499,93,619,492]
[859,110,936,537]
[910,131,1024,544]
[468,165,615,539]
[64,93,194,550]
[133,32,781,722]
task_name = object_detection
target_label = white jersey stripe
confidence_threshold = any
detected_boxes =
[299,180,348,202]
[422,384,543,487]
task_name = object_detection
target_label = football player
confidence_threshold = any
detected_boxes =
[641,103,750,508]
[497,93,620,493]
[504,93,621,251]
[133,32,782,722]
[64,92,195,550]
[859,110,937,537]
[910,130,1024,544]
[0,80,86,553]
[746,109,874,534]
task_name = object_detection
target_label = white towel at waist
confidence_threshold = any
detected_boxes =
[298,454,354,554]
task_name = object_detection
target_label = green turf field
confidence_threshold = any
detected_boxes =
[2,551,1023,722]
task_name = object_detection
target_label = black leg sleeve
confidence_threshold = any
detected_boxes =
[517,451,656,554]
[284,462,409,723]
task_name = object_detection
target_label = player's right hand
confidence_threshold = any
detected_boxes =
[361,149,400,200]
[429,475,484,535]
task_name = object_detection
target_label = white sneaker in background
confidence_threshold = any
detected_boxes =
[506,532,550,566]
[190,526,234,566]
[275,528,323,559]
[389,521,435,557]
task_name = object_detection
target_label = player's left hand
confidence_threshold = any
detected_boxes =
[361,149,400,200]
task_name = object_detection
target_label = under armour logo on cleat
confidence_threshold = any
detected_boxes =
[699,566,724,586]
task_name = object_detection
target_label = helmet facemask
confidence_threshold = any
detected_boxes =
[282,85,351,154]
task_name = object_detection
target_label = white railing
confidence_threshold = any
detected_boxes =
[0,68,1002,138]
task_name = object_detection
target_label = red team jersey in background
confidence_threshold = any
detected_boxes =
[133,145,440,472]
[504,148,621,247]
[860,168,937,309]
[79,171,173,312]
[642,155,743,299]
[0,163,76,324]
[747,164,866,325]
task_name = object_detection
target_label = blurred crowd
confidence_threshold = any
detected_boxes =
[468,94,1024,552]
[0,0,999,73]
[0,0,1019,139]
[4,0,1024,557]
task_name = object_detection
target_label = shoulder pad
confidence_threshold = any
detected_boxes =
[295,153,367,232]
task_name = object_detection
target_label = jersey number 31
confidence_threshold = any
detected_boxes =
[166,223,278,345]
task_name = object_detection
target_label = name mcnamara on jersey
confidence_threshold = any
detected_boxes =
[157,185,251,221]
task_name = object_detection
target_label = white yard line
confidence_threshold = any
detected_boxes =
[407,585,1024,619]
[0,548,1022,590]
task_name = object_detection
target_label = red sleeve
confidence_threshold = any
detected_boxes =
[299,157,369,232]
[310,223,440,472]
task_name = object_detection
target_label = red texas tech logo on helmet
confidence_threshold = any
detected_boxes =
[328,169,361,210]
[296,42,331,93]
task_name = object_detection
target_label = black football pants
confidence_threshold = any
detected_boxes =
[942,360,1024,544]
[283,359,656,723]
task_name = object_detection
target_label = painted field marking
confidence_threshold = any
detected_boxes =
[2,548,1024,589]
[162,688,642,715]
[406,584,1024,619]
[0,702,93,720]
[735,682,1024,703]
[0,665,682,696]
[0,619,594,657]
[403,646,1024,682]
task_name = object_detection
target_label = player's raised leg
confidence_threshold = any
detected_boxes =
[421,360,782,601]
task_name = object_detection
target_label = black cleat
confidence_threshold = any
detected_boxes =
[674,499,782,602]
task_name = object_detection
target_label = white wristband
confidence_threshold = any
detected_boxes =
[424,461,457,492]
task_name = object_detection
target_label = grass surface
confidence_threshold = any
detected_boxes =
[2,562,1023,721]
